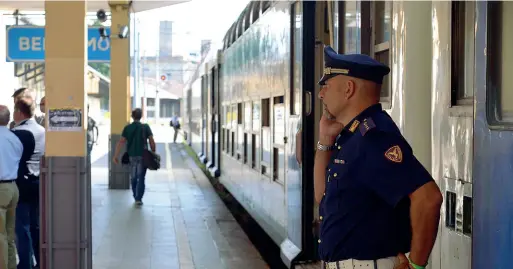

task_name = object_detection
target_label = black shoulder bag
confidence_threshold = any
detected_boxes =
[141,124,161,170]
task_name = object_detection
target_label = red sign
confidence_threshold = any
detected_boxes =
[160,75,166,81]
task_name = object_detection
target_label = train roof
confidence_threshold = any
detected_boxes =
[222,1,272,50]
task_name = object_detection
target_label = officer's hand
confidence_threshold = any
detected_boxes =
[319,107,344,144]
[113,157,119,165]
[394,253,411,269]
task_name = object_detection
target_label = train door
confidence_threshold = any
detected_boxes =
[201,74,209,163]
[432,2,474,268]
[473,2,513,268]
[281,1,313,266]
[209,64,219,175]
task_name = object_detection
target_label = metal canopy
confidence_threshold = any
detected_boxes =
[0,0,191,13]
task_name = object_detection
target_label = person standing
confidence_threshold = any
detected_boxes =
[170,115,180,143]
[12,97,45,269]
[0,105,23,269]
[9,88,33,130]
[86,105,99,157]
[36,97,45,127]
[314,46,442,269]
[112,108,156,206]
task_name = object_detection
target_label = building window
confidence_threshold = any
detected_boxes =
[488,1,513,123]
[451,1,475,106]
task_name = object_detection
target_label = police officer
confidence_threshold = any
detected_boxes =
[314,46,443,269]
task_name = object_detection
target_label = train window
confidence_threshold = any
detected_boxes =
[445,191,456,230]
[343,1,361,54]
[261,1,271,14]
[274,97,285,145]
[262,98,270,127]
[252,101,260,131]
[451,1,475,106]
[244,6,251,31]
[291,2,302,116]
[222,128,226,152]
[462,196,472,235]
[329,1,340,52]
[237,103,243,124]
[371,1,392,105]
[231,103,238,126]
[273,148,279,181]
[251,1,260,23]
[251,134,257,169]
[226,129,230,153]
[231,131,235,156]
[244,133,248,164]
[245,102,251,128]
[488,1,513,123]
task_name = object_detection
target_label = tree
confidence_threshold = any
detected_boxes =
[89,20,110,77]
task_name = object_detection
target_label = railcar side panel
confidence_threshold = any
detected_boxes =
[474,2,513,269]
[218,1,293,246]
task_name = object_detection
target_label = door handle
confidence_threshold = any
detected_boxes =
[305,91,312,116]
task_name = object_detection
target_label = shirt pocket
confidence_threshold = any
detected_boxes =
[330,152,360,191]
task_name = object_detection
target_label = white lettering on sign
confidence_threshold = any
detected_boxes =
[88,37,110,52]
[19,37,45,51]
[19,36,45,51]
[17,36,110,52]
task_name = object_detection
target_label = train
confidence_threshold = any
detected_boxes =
[181,1,513,269]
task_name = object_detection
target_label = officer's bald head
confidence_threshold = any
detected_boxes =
[0,105,10,126]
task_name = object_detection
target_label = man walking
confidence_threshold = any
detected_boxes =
[12,97,45,269]
[0,105,23,269]
[112,108,156,206]
[170,115,180,143]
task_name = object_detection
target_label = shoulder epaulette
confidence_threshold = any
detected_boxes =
[359,117,376,136]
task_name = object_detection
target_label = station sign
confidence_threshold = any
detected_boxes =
[6,26,111,62]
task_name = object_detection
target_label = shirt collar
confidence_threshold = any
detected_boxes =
[340,103,382,135]
[16,118,34,127]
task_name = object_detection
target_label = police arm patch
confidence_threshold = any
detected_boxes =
[384,145,403,163]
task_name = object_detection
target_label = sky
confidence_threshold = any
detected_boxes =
[131,0,251,57]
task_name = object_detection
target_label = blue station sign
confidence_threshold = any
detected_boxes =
[6,26,111,62]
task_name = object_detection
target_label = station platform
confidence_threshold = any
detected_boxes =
[89,140,267,269]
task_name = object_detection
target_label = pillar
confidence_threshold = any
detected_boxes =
[41,1,91,269]
[109,1,131,189]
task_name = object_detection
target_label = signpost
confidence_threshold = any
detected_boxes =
[48,108,83,132]
[6,26,111,62]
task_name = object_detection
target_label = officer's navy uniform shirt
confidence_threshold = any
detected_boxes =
[317,46,433,262]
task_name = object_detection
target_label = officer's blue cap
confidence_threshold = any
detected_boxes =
[318,46,391,86]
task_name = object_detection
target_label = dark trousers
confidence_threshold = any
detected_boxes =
[130,157,147,201]
[15,199,40,269]
[173,127,179,142]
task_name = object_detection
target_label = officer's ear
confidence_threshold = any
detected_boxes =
[344,79,357,100]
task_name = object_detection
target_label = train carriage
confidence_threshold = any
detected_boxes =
[182,1,513,268]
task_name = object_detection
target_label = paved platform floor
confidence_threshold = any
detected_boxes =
[90,142,267,269]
